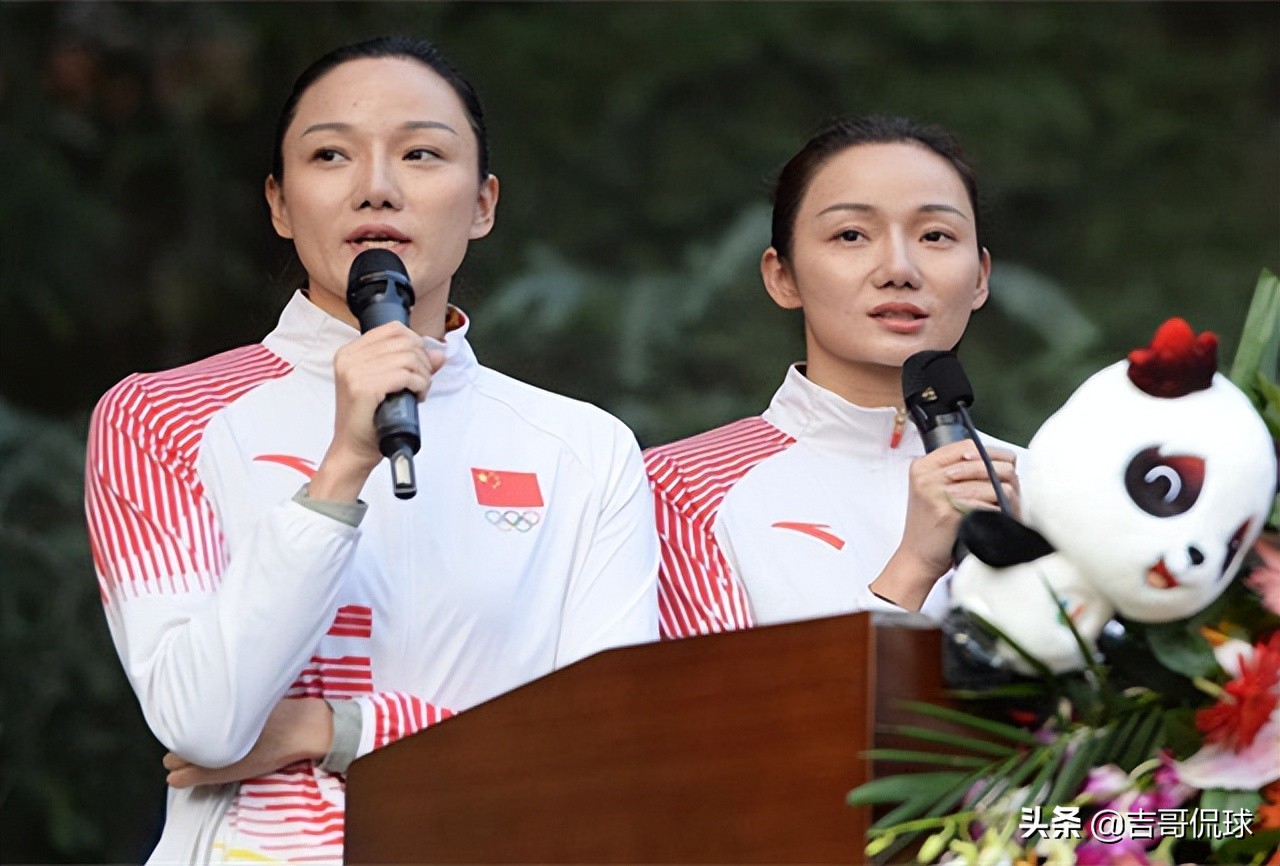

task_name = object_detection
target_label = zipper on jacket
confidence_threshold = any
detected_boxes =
[889,409,906,449]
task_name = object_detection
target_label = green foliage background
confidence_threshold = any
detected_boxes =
[0,2,1276,861]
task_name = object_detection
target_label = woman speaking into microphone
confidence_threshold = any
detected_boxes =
[85,36,657,864]
[645,115,1023,639]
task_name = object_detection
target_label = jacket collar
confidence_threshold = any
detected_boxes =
[264,290,478,398]
[762,364,924,458]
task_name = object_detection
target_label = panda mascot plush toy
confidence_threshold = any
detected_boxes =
[948,317,1276,675]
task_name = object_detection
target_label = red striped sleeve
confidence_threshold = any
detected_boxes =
[643,417,794,639]
[85,345,293,601]
[365,691,455,750]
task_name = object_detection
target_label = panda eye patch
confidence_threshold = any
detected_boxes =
[1124,447,1205,517]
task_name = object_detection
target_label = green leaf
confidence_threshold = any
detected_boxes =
[1255,370,1280,444]
[1161,708,1204,760]
[1045,729,1102,806]
[868,791,955,833]
[946,683,1047,702]
[861,748,993,769]
[1145,621,1220,679]
[847,772,968,806]
[1200,787,1263,812]
[1229,268,1280,403]
[894,700,1044,747]
[880,724,1020,758]
[1117,708,1165,771]
[973,746,1055,809]
[1198,788,1264,851]
[1019,738,1069,810]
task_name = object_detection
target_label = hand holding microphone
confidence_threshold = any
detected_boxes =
[897,351,1018,576]
[902,350,1013,515]
[870,350,1019,610]
[340,249,426,500]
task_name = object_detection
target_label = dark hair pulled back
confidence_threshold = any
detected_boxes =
[271,35,490,184]
[769,115,982,259]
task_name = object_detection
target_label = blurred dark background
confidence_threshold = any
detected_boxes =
[0,2,1276,861]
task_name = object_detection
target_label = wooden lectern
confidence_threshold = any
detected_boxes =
[345,612,948,864]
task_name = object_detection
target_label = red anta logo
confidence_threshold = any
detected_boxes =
[254,454,318,478]
[771,521,846,550]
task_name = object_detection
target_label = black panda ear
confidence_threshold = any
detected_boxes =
[958,510,1056,567]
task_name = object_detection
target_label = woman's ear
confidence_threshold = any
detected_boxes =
[265,175,293,240]
[469,174,500,240]
[761,247,802,310]
[971,246,992,311]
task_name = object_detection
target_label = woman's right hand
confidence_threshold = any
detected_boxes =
[309,322,445,502]
[870,439,1019,610]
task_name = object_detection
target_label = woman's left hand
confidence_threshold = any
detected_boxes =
[164,697,332,788]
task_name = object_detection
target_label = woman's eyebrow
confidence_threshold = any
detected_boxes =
[301,120,459,137]
[919,203,970,221]
[816,202,876,217]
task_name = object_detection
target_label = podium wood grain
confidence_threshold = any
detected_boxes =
[345,613,944,864]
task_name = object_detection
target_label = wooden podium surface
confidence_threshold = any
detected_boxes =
[345,612,945,864]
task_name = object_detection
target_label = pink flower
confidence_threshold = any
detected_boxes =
[1081,764,1130,803]
[1248,538,1280,616]
[1149,751,1196,810]
[1176,706,1280,789]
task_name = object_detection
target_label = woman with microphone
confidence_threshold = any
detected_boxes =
[85,36,658,864]
[645,115,1022,639]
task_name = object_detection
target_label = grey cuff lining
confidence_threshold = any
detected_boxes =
[292,483,368,527]
[319,697,362,775]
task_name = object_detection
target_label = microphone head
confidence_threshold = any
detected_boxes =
[346,249,413,316]
[902,350,975,409]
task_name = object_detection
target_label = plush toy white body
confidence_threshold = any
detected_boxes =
[951,319,1277,674]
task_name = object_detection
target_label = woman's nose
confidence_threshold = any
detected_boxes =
[355,155,403,210]
[876,231,921,289]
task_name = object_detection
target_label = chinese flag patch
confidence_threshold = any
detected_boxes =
[470,468,545,508]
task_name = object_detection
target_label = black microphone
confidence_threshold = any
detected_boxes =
[902,350,974,452]
[902,350,1011,515]
[346,249,419,500]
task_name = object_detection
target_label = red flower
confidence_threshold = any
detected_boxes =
[1195,632,1280,751]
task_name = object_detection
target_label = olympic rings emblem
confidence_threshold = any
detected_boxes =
[485,509,542,533]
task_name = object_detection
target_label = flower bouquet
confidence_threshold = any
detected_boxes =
[848,270,1280,866]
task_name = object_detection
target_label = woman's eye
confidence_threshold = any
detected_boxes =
[311,148,344,163]
[1124,446,1205,517]
[405,148,440,161]
[836,229,864,242]
[922,230,953,243]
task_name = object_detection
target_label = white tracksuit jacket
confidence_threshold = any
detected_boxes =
[645,364,1021,639]
[85,292,659,863]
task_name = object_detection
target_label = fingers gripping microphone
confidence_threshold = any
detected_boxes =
[902,350,1011,516]
[346,249,419,500]
[902,350,974,452]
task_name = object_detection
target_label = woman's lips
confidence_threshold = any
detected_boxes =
[346,225,411,252]
[870,305,927,334]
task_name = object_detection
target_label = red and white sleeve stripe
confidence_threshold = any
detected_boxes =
[644,417,794,639]
[356,692,456,754]
[85,345,293,602]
